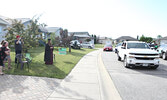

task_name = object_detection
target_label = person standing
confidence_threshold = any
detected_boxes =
[44,39,54,65]
[0,41,10,75]
[15,35,22,63]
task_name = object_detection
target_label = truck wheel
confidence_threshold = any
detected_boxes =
[162,53,167,60]
[118,55,121,61]
[152,65,159,69]
[124,56,129,68]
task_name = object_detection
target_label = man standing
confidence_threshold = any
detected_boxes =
[15,35,22,63]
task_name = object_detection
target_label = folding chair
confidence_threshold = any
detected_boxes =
[16,54,29,70]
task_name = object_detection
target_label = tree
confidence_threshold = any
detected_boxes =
[94,35,97,44]
[4,19,25,46]
[157,35,162,39]
[4,18,44,52]
[139,35,153,43]
[60,29,74,52]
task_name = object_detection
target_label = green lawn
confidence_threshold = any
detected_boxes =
[4,47,95,79]
[95,44,104,48]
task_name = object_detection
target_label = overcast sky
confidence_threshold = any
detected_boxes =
[0,0,167,39]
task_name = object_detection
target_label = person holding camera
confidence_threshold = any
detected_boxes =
[15,35,22,63]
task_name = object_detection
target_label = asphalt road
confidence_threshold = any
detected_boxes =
[102,51,167,100]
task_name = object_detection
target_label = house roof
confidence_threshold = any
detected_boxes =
[116,36,138,41]
[99,37,107,40]
[0,15,10,25]
[68,32,90,38]
[0,18,8,25]
[46,27,62,33]
[157,36,167,40]
[38,26,48,33]
[15,18,31,24]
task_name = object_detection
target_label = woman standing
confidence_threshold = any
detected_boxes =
[44,39,54,65]
[0,41,10,75]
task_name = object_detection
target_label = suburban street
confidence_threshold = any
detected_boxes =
[102,51,167,100]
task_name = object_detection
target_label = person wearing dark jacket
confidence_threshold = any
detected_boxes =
[44,39,54,65]
[15,35,22,63]
[0,41,10,75]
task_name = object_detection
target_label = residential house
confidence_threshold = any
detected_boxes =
[0,15,10,42]
[46,27,62,38]
[155,36,167,45]
[68,32,92,43]
[115,36,138,44]
[98,37,111,44]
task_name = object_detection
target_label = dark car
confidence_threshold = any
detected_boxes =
[103,44,113,51]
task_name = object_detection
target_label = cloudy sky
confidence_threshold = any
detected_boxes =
[0,0,167,39]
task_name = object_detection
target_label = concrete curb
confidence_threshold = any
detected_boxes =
[97,51,122,100]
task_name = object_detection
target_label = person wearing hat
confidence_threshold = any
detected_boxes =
[44,39,54,65]
[15,35,22,63]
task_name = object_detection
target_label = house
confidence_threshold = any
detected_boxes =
[155,36,167,45]
[115,36,138,44]
[68,32,91,43]
[0,15,10,42]
[98,37,111,44]
[46,27,62,38]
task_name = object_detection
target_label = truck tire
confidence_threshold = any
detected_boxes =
[162,52,167,60]
[118,55,121,61]
[152,65,159,69]
[124,56,129,68]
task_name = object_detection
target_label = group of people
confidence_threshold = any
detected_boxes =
[0,36,54,75]
[0,35,22,75]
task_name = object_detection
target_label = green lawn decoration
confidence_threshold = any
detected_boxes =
[59,48,67,55]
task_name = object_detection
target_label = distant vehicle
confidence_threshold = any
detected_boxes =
[157,44,167,59]
[103,44,113,51]
[115,42,123,53]
[117,41,159,69]
[157,44,167,60]
[70,40,81,49]
[81,42,94,49]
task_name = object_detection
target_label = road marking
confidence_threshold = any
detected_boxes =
[97,51,122,100]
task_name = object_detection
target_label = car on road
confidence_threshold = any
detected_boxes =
[70,40,81,49]
[103,44,113,51]
[117,41,159,69]
[157,44,167,60]
[81,42,94,49]
[115,42,123,53]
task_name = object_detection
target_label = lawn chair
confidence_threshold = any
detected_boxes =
[25,53,32,63]
[16,54,29,70]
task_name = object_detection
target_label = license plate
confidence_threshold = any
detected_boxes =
[143,64,148,66]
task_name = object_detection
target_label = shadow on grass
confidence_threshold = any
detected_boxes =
[6,61,67,79]
[64,61,74,64]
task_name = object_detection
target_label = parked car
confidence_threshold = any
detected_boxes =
[81,42,94,49]
[117,41,159,69]
[157,44,167,59]
[103,44,113,51]
[115,42,123,53]
[70,40,81,49]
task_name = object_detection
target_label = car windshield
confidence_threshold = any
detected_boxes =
[117,43,122,47]
[127,43,150,49]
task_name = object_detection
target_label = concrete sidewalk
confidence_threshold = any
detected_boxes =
[48,50,102,100]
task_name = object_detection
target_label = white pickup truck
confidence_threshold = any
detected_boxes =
[117,41,160,69]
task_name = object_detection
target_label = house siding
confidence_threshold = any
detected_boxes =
[0,23,7,42]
